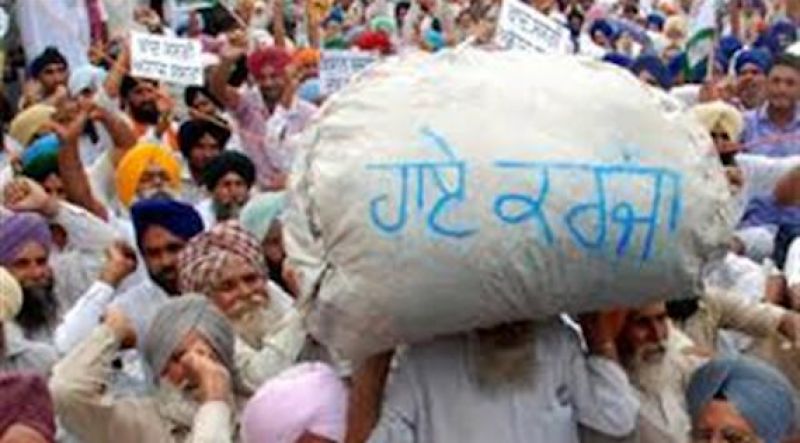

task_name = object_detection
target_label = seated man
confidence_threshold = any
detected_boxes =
[177,119,231,205]
[359,316,639,443]
[51,295,240,443]
[177,221,307,392]
[686,357,796,443]
[195,151,256,229]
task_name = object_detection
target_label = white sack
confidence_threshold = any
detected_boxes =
[285,48,735,361]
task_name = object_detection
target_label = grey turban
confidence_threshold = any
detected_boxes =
[686,357,796,443]
[143,294,236,383]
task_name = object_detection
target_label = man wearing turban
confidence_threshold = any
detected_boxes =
[686,357,796,443]
[691,101,745,167]
[19,47,69,110]
[178,221,307,392]
[51,296,240,442]
[240,192,289,292]
[177,119,231,205]
[209,40,317,190]
[241,362,348,443]
[195,151,257,229]
[0,372,57,443]
[114,142,182,208]
[56,198,203,356]
[8,104,56,148]
[734,49,772,111]
[631,55,672,90]
[2,177,119,344]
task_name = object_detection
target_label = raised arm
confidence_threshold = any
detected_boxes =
[209,34,247,110]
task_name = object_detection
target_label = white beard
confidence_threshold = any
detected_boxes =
[626,341,676,395]
[154,380,201,428]
[469,322,537,391]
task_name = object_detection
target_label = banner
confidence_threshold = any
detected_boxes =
[175,0,217,11]
[319,50,378,95]
[131,32,204,86]
[494,0,570,53]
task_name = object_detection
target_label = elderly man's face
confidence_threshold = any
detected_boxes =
[211,255,268,318]
[141,225,186,295]
[162,330,221,390]
[691,400,757,443]
[618,302,669,365]
[6,242,52,290]
[767,65,800,112]
[136,162,176,201]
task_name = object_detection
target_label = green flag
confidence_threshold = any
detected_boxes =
[685,0,720,73]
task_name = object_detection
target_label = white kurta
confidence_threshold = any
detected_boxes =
[17,0,90,68]
[368,319,639,443]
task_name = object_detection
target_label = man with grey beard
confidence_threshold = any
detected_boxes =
[351,314,640,443]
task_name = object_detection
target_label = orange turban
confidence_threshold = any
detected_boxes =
[115,143,181,208]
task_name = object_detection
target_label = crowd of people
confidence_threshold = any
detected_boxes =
[0,0,800,442]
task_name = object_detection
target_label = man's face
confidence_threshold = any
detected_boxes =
[691,400,757,443]
[41,174,66,200]
[141,225,186,295]
[618,302,669,365]
[6,242,52,290]
[210,255,268,318]
[38,63,68,94]
[162,330,222,392]
[136,162,175,201]
[190,95,218,118]
[255,66,288,106]
[127,81,160,125]
[262,221,285,270]
[737,64,767,109]
[767,65,800,112]
[211,172,250,221]
[188,134,222,175]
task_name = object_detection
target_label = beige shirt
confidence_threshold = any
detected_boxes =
[50,325,235,443]
[677,289,785,352]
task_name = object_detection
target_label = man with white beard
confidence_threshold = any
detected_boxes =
[50,295,239,442]
[351,314,640,443]
[177,220,308,392]
[613,302,706,443]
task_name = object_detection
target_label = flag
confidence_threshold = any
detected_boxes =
[685,0,720,74]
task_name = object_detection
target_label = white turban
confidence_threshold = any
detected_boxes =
[0,267,22,322]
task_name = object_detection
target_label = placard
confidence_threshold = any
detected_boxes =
[319,50,378,95]
[131,32,204,86]
[494,0,570,53]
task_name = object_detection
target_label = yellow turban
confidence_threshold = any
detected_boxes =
[0,266,22,321]
[9,104,56,147]
[115,143,182,208]
[691,101,745,141]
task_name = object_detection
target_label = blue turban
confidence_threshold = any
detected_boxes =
[21,134,61,183]
[297,78,322,104]
[718,35,743,66]
[686,357,796,443]
[667,52,687,81]
[29,47,68,78]
[589,20,616,41]
[0,212,52,265]
[646,13,665,31]
[131,198,204,250]
[734,48,773,75]
[602,53,633,68]
[424,29,445,52]
[631,54,672,90]
[324,6,345,26]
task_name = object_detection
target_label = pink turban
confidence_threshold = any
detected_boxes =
[241,362,348,443]
[0,372,56,442]
[247,47,292,77]
[0,212,52,266]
